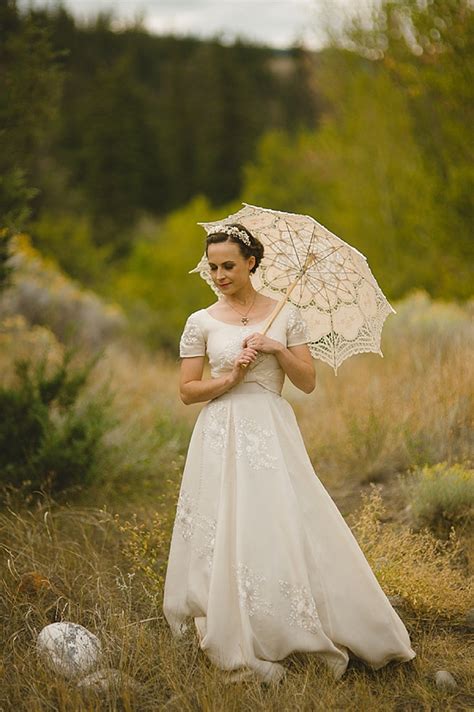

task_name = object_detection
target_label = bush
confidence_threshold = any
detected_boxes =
[0,226,14,294]
[400,461,474,537]
[0,234,126,349]
[0,349,113,498]
[349,484,471,622]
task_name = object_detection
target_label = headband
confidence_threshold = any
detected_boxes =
[213,225,252,247]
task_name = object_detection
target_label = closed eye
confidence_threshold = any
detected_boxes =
[209,263,235,270]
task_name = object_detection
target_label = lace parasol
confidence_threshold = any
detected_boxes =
[191,203,396,375]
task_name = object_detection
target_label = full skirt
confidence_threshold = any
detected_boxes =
[163,382,416,683]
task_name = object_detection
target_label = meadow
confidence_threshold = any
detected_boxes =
[1,2,473,706]
[0,242,473,711]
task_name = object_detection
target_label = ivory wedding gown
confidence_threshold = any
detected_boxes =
[163,302,416,683]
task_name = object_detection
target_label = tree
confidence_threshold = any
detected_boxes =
[0,1,65,228]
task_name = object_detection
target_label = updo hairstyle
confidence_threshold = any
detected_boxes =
[205,223,264,275]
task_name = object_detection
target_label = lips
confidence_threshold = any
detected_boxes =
[219,283,231,287]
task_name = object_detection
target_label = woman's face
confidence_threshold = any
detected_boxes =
[207,240,255,295]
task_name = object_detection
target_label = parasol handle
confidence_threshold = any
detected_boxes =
[241,253,316,368]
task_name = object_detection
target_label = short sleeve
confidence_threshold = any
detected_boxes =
[286,305,310,347]
[179,313,206,357]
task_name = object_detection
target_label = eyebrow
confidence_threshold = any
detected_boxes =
[208,260,236,266]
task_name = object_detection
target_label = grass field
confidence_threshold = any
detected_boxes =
[0,291,473,710]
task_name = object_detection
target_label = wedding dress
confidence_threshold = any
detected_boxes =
[163,302,416,683]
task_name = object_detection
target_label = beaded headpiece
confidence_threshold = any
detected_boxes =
[212,224,252,247]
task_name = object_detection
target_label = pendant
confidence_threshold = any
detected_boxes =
[241,317,249,325]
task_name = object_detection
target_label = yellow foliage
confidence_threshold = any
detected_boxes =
[350,485,472,621]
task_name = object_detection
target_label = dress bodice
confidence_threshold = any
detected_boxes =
[179,302,310,396]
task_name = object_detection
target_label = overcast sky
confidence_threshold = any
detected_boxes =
[19,0,377,50]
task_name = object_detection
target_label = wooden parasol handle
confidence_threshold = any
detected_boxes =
[241,253,316,368]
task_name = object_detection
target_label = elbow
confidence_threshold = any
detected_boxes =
[180,389,192,405]
[304,375,316,394]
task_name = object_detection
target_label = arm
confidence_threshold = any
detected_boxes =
[274,342,316,394]
[179,346,259,405]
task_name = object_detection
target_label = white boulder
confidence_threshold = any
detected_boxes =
[37,622,102,678]
[434,670,457,690]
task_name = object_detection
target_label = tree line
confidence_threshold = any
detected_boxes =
[0,0,472,353]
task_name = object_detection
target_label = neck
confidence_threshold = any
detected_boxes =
[225,283,257,307]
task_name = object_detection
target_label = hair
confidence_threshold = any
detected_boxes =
[205,223,264,274]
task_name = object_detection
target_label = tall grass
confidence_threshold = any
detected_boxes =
[1,491,472,710]
[289,291,473,490]
[1,277,473,708]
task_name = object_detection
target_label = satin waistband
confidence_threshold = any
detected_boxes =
[224,381,282,397]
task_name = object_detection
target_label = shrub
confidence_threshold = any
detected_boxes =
[348,485,471,622]
[0,234,126,349]
[0,349,113,498]
[0,226,14,294]
[400,462,474,537]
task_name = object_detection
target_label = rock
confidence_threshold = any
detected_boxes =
[435,670,457,690]
[37,622,102,678]
[388,595,405,608]
[18,571,54,596]
[465,608,474,630]
[77,669,144,697]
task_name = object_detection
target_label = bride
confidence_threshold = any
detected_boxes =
[163,223,416,684]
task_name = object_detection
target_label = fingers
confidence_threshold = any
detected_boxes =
[237,347,258,366]
[242,333,260,348]
[243,348,258,361]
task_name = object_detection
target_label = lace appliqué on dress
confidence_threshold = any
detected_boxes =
[176,490,217,570]
[214,328,266,372]
[235,416,278,471]
[179,317,205,357]
[287,306,310,346]
[175,491,195,541]
[278,580,323,634]
[202,401,229,451]
[234,562,275,617]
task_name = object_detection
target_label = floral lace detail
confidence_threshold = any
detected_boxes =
[235,416,278,470]
[287,306,309,346]
[213,328,265,372]
[195,515,216,569]
[230,561,324,632]
[202,401,229,451]
[180,317,205,356]
[233,562,275,617]
[176,489,217,570]
[278,580,323,633]
[175,491,195,541]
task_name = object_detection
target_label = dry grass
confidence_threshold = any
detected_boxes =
[0,494,472,711]
[1,290,473,709]
[288,292,473,496]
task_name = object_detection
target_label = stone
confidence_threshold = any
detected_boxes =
[77,669,144,697]
[465,608,474,630]
[37,622,102,678]
[434,670,457,690]
[18,571,54,595]
[388,595,405,608]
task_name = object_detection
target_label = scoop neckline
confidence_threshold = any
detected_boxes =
[203,302,282,327]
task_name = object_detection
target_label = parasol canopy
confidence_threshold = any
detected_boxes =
[191,203,396,375]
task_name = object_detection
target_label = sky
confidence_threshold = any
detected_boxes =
[19,0,377,50]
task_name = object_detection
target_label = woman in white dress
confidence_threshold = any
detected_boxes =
[163,224,416,684]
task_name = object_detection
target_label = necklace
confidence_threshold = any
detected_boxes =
[224,292,257,325]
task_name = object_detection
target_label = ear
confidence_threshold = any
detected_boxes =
[248,255,256,271]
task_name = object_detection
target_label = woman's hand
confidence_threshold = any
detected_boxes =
[242,332,282,355]
[229,346,259,385]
